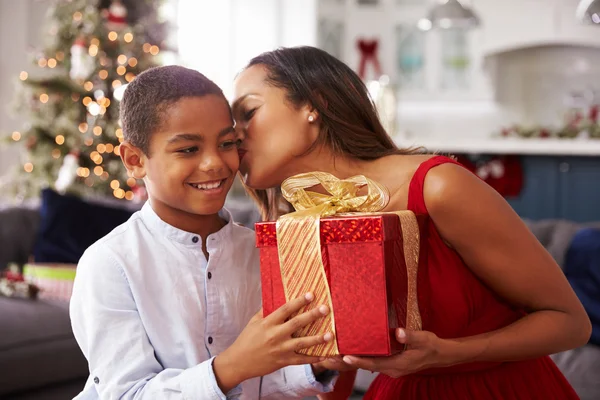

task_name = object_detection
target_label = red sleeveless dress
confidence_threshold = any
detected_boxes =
[364,156,579,399]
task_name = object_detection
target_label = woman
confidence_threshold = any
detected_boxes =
[231,46,591,399]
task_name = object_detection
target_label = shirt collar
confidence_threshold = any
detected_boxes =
[140,201,234,246]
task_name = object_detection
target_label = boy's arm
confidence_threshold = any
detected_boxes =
[256,363,338,399]
[70,246,238,400]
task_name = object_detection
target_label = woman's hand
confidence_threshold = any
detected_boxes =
[213,293,332,393]
[341,328,450,378]
[312,356,358,374]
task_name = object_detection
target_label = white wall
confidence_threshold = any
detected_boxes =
[0,0,50,178]
[176,0,318,99]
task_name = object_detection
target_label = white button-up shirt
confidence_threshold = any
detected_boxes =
[70,202,335,399]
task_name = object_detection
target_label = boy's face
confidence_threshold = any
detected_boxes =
[123,95,239,218]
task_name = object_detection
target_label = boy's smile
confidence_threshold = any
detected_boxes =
[187,178,228,194]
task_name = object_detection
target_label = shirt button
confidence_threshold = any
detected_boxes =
[94,377,100,384]
[208,336,213,345]
[207,272,212,279]
[192,236,199,243]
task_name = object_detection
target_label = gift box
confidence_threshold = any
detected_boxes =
[23,263,77,302]
[256,172,427,357]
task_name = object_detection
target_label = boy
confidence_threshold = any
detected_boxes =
[70,65,338,399]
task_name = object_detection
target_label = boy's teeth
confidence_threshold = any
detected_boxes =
[192,180,222,190]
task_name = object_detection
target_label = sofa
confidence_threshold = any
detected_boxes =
[1,199,599,399]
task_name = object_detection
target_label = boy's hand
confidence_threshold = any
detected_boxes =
[213,293,332,393]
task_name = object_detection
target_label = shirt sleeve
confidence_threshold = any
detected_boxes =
[70,244,239,400]
[258,364,338,399]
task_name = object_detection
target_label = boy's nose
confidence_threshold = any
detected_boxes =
[198,152,226,173]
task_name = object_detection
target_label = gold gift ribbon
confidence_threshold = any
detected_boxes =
[276,171,422,357]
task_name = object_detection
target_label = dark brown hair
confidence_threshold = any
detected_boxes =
[120,65,225,155]
[242,46,417,220]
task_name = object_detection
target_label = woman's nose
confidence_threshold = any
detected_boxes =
[235,125,247,141]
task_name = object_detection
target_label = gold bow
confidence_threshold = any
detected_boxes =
[281,171,390,217]
[275,172,421,357]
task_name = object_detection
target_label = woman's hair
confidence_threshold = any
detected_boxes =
[242,46,418,220]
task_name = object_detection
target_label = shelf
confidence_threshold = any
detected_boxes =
[395,137,600,156]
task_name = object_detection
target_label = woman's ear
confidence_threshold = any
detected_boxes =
[119,142,147,180]
[302,92,328,123]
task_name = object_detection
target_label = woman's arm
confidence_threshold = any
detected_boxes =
[343,163,591,374]
[424,163,591,364]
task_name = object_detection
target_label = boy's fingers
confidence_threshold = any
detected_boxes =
[268,292,314,324]
[280,304,329,336]
[250,308,264,322]
[286,332,334,353]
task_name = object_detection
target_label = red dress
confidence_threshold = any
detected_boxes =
[364,156,579,399]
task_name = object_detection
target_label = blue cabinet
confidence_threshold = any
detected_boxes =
[506,157,560,220]
[507,156,600,222]
[559,157,600,222]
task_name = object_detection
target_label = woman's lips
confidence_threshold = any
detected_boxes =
[238,148,247,161]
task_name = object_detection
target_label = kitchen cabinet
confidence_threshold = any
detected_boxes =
[507,156,600,222]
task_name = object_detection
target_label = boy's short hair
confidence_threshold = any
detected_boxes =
[119,65,225,154]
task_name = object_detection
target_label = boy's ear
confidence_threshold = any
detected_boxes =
[119,142,147,179]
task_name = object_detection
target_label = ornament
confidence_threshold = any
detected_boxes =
[70,36,95,81]
[55,151,80,193]
[0,265,39,300]
[476,159,505,180]
[26,136,37,150]
[589,105,599,123]
[4,264,24,282]
[458,155,523,198]
[105,0,128,31]
[499,103,600,140]
[357,38,382,80]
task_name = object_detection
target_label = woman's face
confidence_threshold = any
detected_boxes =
[232,65,317,189]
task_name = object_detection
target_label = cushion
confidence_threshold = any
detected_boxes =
[564,228,600,346]
[33,189,135,264]
[552,345,600,400]
[0,208,40,270]
[0,297,88,395]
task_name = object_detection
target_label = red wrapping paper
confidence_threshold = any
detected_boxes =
[256,213,427,356]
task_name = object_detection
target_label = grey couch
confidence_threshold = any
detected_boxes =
[0,205,598,399]
[0,207,88,399]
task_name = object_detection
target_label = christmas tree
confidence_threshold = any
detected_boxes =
[2,0,170,202]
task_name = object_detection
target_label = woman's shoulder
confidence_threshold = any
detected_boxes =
[382,153,451,175]
[380,153,472,211]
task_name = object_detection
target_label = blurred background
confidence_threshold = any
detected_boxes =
[0,1,599,399]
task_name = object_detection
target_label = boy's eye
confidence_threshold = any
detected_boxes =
[220,140,237,150]
[177,146,198,154]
